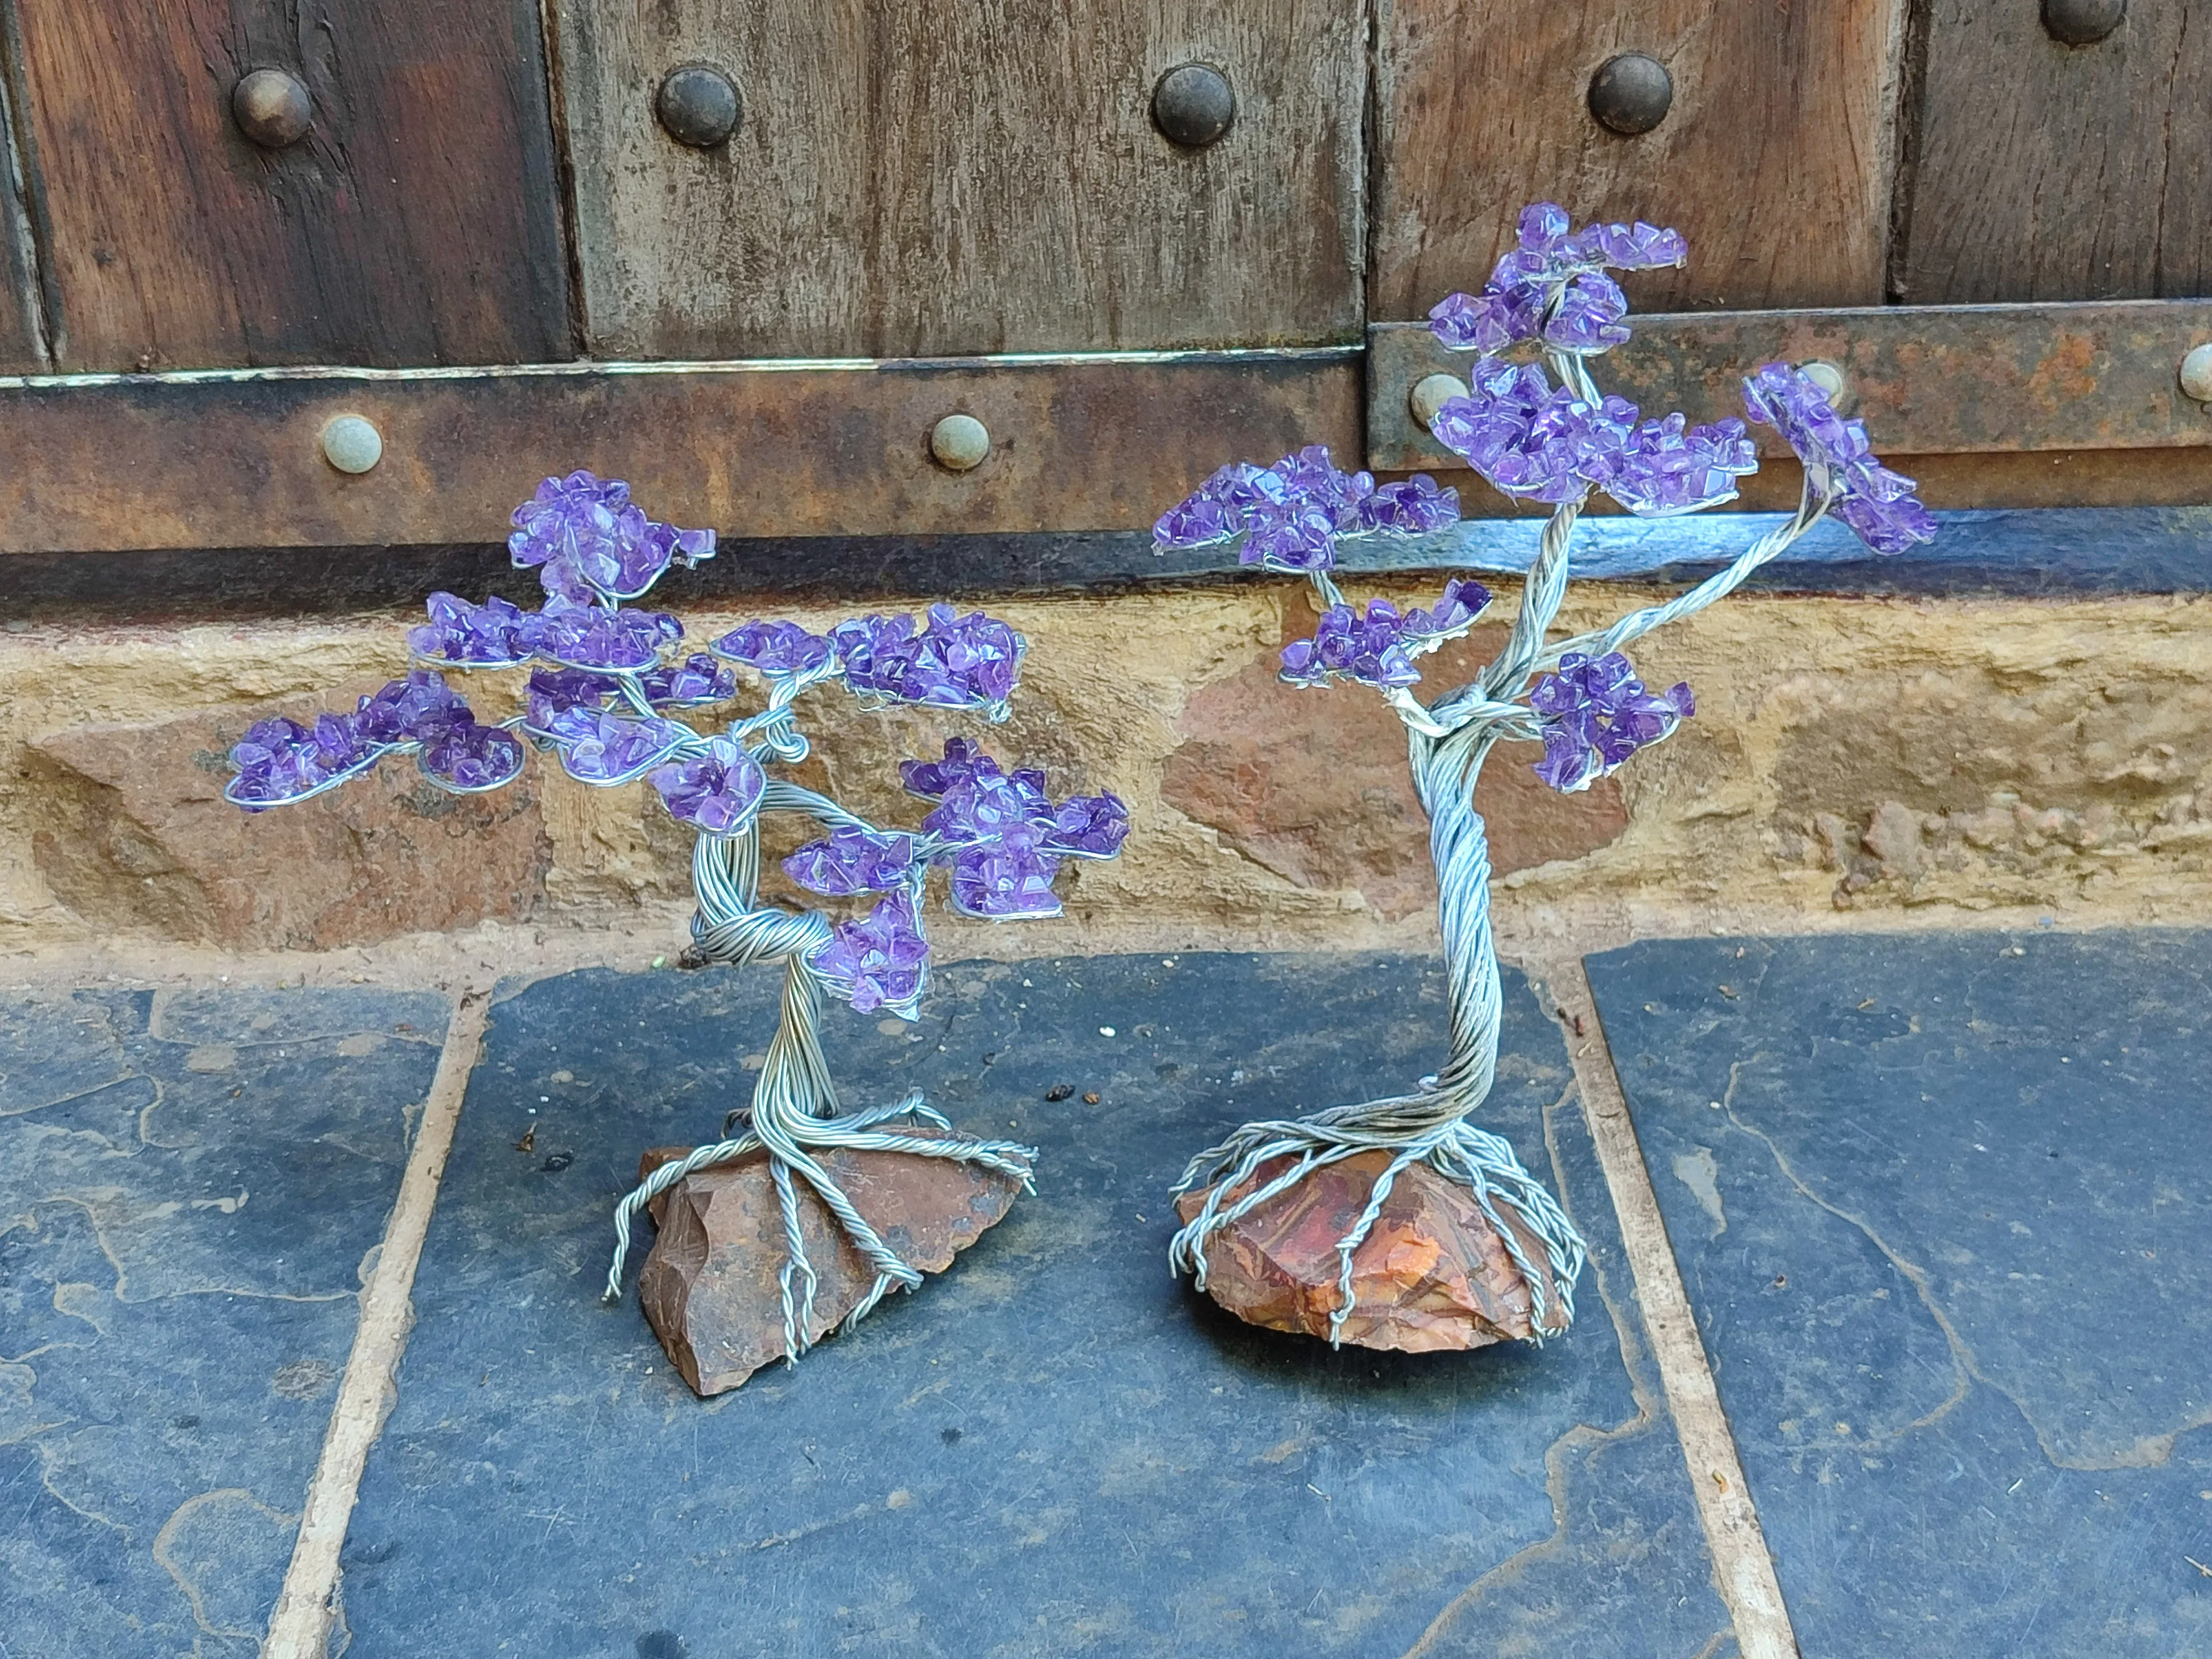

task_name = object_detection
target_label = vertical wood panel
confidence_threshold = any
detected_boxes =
[1372,0,1908,319]
[1897,0,2210,303]
[0,8,50,369]
[16,0,572,371]
[554,0,1364,358]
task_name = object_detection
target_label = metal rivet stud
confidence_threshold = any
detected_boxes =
[320,414,383,475]
[2042,0,2125,44]
[232,68,312,149]
[2180,343,2212,406]
[656,65,741,149]
[1151,64,1235,149]
[1588,54,1672,136]
[930,413,990,472]
[1799,361,1846,399]
[1410,373,1469,432]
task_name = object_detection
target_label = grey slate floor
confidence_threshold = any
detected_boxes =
[1589,932,2212,1657]
[0,986,448,1657]
[5,932,2210,1656]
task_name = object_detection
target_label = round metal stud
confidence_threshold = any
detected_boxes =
[231,68,312,149]
[2042,0,2125,44]
[1799,360,1846,400]
[656,64,741,149]
[1410,373,1469,432]
[1151,64,1236,149]
[320,414,384,476]
[930,413,991,472]
[1588,53,1672,136]
[2179,343,2212,406]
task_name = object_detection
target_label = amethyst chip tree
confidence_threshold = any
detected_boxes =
[1154,202,1933,1350]
[224,471,1128,1370]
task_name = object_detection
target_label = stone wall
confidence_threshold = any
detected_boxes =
[6,576,2211,966]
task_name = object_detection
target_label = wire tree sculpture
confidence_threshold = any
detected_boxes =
[1153,202,1934,1349]
[223,473,1129,1365]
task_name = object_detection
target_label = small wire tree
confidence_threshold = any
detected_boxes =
[1153,202,1933,1348]
[224,473,1128,1363]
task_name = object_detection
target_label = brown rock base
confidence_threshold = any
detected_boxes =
[635,1136,1020,1396]
[1174,1149,1564,1353]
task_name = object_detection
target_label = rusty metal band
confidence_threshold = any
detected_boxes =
[0,347,1360,555]
[1369,299,2212,472]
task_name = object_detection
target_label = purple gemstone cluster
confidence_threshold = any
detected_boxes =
[226,669,523,809]
[710,609,1024,712]
[647,735,766,833]
[1419,207,1932,553]
[1428,358,1759,513]
[812,894,932,1016]
[711,619,836,678]
[783,826,917,896]
[892,738,1130,921]
[830,606,1023,712]
[508,470,716,602]
[1529,651,1695,793]
[1152,447,1462,570]
[1743,364,1937,555]
[1427,204,1687,357]
[1280,578,1493,690]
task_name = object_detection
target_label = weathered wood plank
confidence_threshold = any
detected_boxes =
[0,350,1359,552]
[14,0,572,371]
[552,0,1364,357]
[0,12,46,371]
[1896,0,2211,303]
[1371,0,1908,319]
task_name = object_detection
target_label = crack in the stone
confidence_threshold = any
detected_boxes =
[152,1486,297,1645]
[1721,1086,2212,1473]
[0,1071,146,1121]
[1396,1080,1707,1659]
[19,1192,352,1306]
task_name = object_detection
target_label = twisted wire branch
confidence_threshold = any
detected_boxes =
[603,822,1036,1366]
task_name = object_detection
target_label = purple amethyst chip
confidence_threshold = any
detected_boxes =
[811,893,931,1016]
[646,735,765,833]
[534,598,682,673]
[508,471,717,603]
[226,713,384,809]
[1743,363,1935,555]
[546,709,689,784]
[419,721,526,793]
[1528,650,1694,792]
[1044,792,1130,858]
[407,593,539,667]
[832,606,1023,712]
[355,671,470,744]
[898,736,994,801]
[782,825,918,896]
[709,619,836,677]
[949,844,1063,920]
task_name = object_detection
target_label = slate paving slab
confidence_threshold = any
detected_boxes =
[342,953,1736,1659]
[0,985,448,1658]
[1588,931,2212,1658]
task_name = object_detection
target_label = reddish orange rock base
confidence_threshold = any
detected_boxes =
[1175,1149,1564,1353]
[637,1138,1019,1396]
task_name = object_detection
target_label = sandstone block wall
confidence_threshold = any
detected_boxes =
[6,577,2210,967]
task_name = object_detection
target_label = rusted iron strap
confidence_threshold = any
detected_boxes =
[0,349,1358,554]
[1369,301,2212,472]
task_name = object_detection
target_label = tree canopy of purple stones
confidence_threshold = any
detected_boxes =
[1151,201,1935,793]
[223,472,1128,1018]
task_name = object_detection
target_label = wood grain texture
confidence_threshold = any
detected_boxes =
[1896,0,2211,302]
[1372,0,1909,318]
[0,12,49,370]
[553,0,1364,357]
[15,0,572,371]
